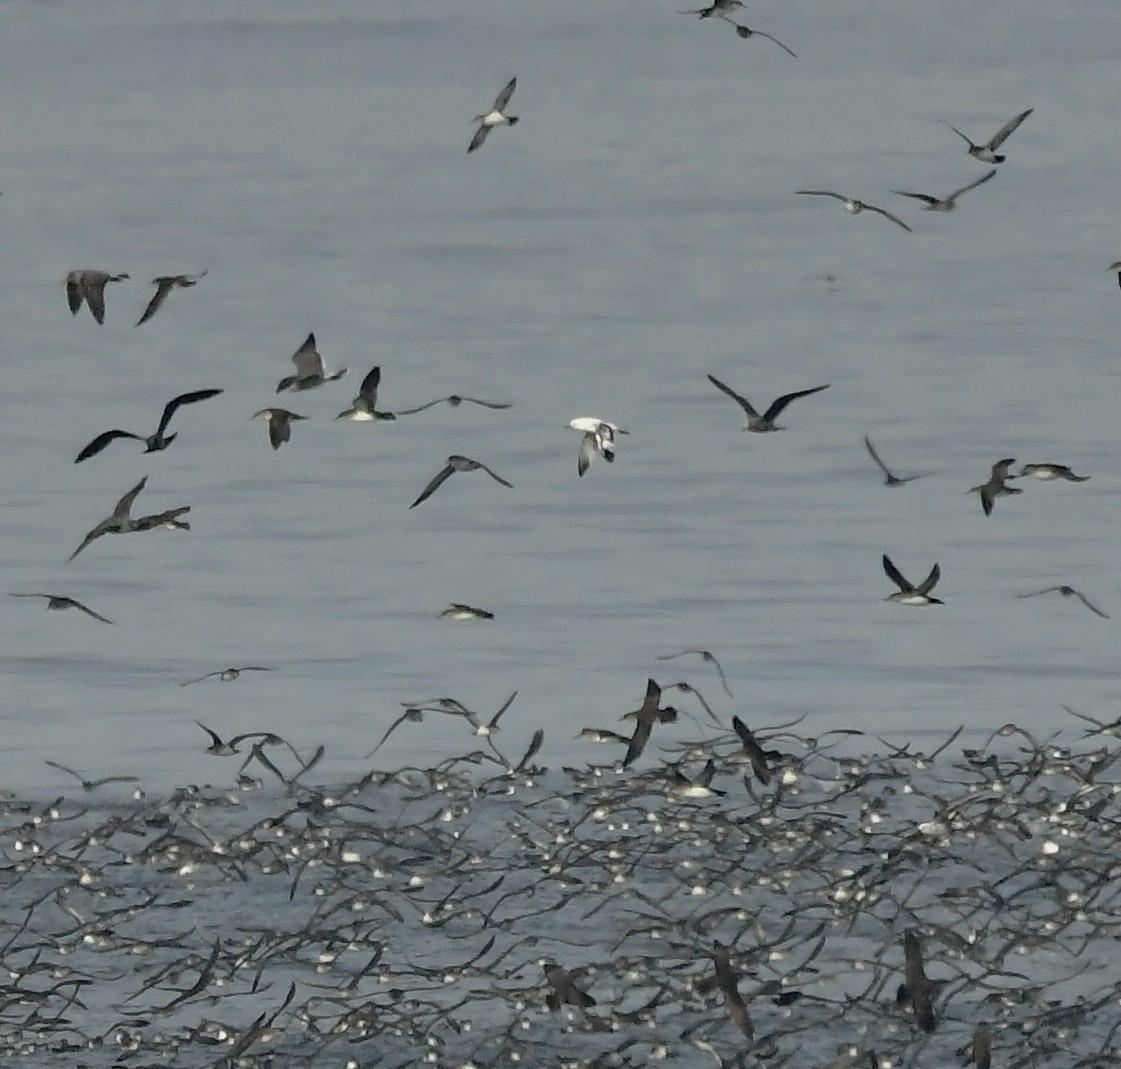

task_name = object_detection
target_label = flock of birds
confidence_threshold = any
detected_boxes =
[7,7,1121,1069]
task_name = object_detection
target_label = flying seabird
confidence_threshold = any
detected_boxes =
[1017,586,1110,619]
[181,666,274,687]
[440,603,495,620]
[882,554,943,606]
[276,333,347,392]
[44,760,137,792]
[67,476,190,562]
[74,389,223,463]
[577,727,631,745]
[396,395,512,415]
[336,366,396,422]
[656,648,733,697]
[568,418,628,477]
[542,962,597,1011]
[1018,463,1089,482]
[65,269,130,325]
[408,455,513,509]
[622,678,665,769]
[707,374,830,432]
[898,929,937,1032]
[942,108,1033,164]
[9,592,113,624]
[669,758,726,799]
[731,716,780,785]
[893,168,998,212]
[863,436,933,487]
[1110,261,1121,290]
[969,458,1021,516]
[795,191,912,232]
[734,24,798,57]
[194,721,279,757]
[468,77,518,154]
[135,271,207,326]
[251,408,306,450]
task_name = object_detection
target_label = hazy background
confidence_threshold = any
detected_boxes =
[1,0,1119,793]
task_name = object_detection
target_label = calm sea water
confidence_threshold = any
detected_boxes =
[2,0,1120,792]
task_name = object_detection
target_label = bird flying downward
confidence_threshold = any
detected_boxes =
[408,455,513,509]
[707,374,830,432]
[942,108,1032,164]
[135,271,207,326]
[468,77,518,154]
[623,677,665,769]
[74,389,223,463]
[882,554,943,606]
[251,408,306,450]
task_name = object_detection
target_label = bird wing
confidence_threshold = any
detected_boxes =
[762,383,830,423]
[882,554,912,592]
[493,77,517,113]
[941,121,975,148]
[468,125,491,154]
[113,476,149,519]
[409,464,455,509]
[181,672,220,687]
[753,29,797,57]
[68,524,109,563]
[948,168,997,201]
[135,278,175,327]
[479,463,514,488]
[987,108,1032,150]
[1073,590,1110,619]
[66,276,84,315]
[916,563,941,596]
[992,457,1016,479]
[866,204,913,232]
[357,366,382,406]
[85,280,109,325]
[892,190,938,206]
[134,506,191,531]
[156,388,223,438]
[463,397,512,409]
[290,333,324,378]
[794,190,845,201]
[979,486,994,516]
[577,433,596,477]
[194,720,224,746]
[864,436,894,478]
[707,374,759,419]
[70,598,113,624]
[396,398,443,416]
[74,429,144,464]
[488,690,519,730]
[269,412,290,449]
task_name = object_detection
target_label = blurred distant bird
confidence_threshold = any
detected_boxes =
[1018,462,1089,483]
[468,77,518,154]
[135,271,207,326]
[942,108,1032,164]
[893,168,997,212]
[74,389,223,463]
[680,0,746,17]
[397,395,512,415]
[10,592,112,624]
[707,374,829,433]
[441,603,494,620]
[796,191,911,232]
[251,407,306,450]
[969,457,1020,516]
[66,269,129,325]
[863,436,933,487]
[276,333,347,392]
[1017,586,1110,619]
[735,23,798,57]
[181,666,274,687]
[409,455,513,509]
[68,476,190,562]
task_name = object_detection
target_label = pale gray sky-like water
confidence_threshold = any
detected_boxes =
[1,0,1120,792]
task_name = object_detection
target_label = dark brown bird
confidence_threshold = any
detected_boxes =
[65,269,129,324]
[74,389,223,463]
[9,592,112,624]
[251,408,306,450]
[135,272,207,326]
[68,477,189,562]
[968,457,1021,516]
[408,455,513,509]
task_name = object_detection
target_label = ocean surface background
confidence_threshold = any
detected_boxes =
[1,0,1120,793]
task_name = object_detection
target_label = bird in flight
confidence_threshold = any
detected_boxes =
[44,760,138,792]
[680,0,746,17]
[9,592,113,624]
[707,374,830,433]
[181,666,273,687]
[734,24,798,57]
[968,457,1021,516]
[795,191,912,232]
[135,271,207,326]
[882,554,944,606]
[942,108,1032,164]
[276,333,347,392]
[67,476,190,562]
[337,366,397,422]
[397,395,512,416]
[74,389,223,463]
[408,455,513,509]
[893,168,998,212]
[863,436,933,487]
[1018,463,1089,483]
[656,648,733,698]
[1017,586,1110,619]
[468,77,518,154]
[568,418,627,477]
[251,407,306,450]
[65,269,130,325]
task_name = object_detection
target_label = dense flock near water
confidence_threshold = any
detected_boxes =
[3,0,1121,1065]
